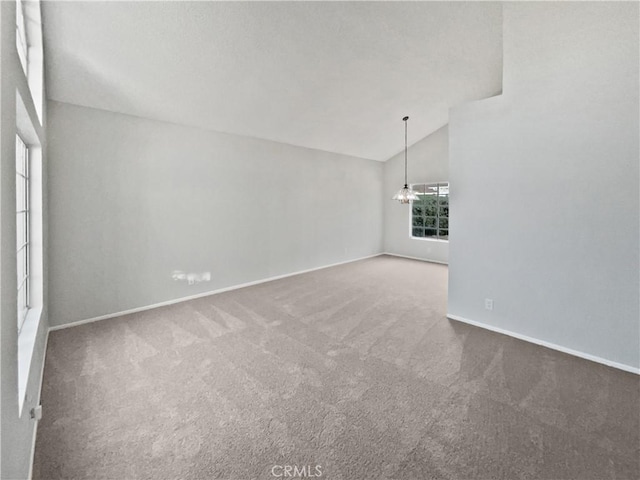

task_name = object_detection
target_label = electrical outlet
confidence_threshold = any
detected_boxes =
[30,405,42,421]
[485,298,494,311]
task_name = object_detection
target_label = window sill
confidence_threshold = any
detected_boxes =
[18,306,42,417]
[410,236,449,243]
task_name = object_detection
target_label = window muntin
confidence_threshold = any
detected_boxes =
[16,0,28,75]
[16,135,30,332]
[411,183,449,240]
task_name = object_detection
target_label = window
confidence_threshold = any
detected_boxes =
[16,135,30,333]
[411,183,449,240]
[16,95,44,413]
[14,1,45,413]
[16,0,45,123]
[16,0,28,75]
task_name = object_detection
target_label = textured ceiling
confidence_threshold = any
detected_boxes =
[43,2,502,161]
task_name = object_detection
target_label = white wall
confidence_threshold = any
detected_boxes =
[383,125,449,263]
[1,1,49,478]
[48,101,383,327]
[448,2,639,370]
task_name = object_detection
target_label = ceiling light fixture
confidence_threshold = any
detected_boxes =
[392,116,418,204]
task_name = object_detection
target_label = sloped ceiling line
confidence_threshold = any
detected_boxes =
[43,1,503,161]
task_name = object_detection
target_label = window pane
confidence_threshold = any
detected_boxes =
[412,205,423,216]
[16,0,28,76]
[424,198,437,216]
[412,216,424,227]
[424,228,437,237]
[440,205,449,218]
[16,177,25,211]
[16,133,30,328]
[412,227,424,238]
[439,230,449,239]
[18,286,27,325]
[16,212,26,248]
[17,250,25,287]
[16,138,24,175]
[437,184,449,196]
[439,217,449,229]
[424,190,438,200]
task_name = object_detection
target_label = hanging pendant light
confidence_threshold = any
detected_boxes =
[392,116,418,204]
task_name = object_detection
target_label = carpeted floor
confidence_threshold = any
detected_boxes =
[33,255,639,480]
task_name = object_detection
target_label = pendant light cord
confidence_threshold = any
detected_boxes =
[403,116,409,187]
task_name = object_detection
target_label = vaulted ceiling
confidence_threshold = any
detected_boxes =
[43,1,502,161]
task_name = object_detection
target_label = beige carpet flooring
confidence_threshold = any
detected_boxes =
[33,255,639,480]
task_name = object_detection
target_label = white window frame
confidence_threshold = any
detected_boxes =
[409,182,449,242]
[16,135,30,334]
[16,0,29,76]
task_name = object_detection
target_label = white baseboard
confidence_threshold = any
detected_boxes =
[49,253,384,332]
[383,252,448,265]
[447,314,640,375]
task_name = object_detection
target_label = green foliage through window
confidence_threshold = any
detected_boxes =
[410,183,449,240]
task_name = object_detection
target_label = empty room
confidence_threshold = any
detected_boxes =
[1,1,638,479]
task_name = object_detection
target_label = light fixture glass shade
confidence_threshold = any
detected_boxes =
[392,184,419,204]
